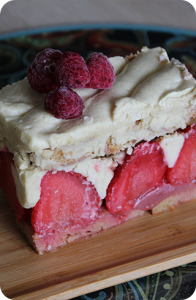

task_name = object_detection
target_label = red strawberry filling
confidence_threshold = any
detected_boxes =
[31,171,101,235]
[105,142,167,214]
[1,124,196,240]
[167,124,196,184]
[133,182,196,210]
[106,125,196,213]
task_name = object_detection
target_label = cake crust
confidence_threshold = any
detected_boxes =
[152,185,196,215]
[18,207,144,254]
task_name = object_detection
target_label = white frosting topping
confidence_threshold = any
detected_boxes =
[159,132,185,168]
[0,47,173,160]
[1,47,196,208]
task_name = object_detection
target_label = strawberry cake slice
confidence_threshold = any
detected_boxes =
[0,47,196,254]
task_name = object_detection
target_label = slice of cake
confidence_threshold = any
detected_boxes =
[0,46,196,254]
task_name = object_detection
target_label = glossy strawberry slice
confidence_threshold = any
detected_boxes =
[31,171,101,234]
[105,142,167,214]
[0,151,29,222]
[167,125,196,184]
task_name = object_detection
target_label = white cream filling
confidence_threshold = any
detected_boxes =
[11,166,47,208]
[12,155,122,208]
[159,132,185,168]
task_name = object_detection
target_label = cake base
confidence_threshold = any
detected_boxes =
[17,183,196,254]
[18,206,144,254]
[151,183,196,215]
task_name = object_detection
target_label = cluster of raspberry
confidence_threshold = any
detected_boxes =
[27,49,116,119]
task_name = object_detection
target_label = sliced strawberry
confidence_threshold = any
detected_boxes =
[31,171,101,234]
[105,142,167,214]
[167,125,196,184]
[0,151,29,222]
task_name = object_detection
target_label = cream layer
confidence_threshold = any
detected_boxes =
[0,47,196,208]
[0,47,196,171]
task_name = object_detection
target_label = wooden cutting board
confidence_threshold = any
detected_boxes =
[1,188,196,300]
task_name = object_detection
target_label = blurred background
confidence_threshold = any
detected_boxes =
[0,0,196,90]
[0,0,196,34]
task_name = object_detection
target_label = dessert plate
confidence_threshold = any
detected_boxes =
[0,25,196,299]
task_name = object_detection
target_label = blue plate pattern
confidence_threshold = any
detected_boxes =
[0,25,196,89]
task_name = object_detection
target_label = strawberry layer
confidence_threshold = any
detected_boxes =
[1,148,196,222]
[31,170,101,235]
[0,150,145,254]
[106,141,167,214]
[134,182,196,210]
[1,139,196,254]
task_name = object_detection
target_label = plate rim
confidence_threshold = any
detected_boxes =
[0,23,196,40]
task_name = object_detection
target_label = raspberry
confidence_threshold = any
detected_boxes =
[27,48,63,93]
[85,53,116,89]
[55,52,90,88]
[45,86,84,119]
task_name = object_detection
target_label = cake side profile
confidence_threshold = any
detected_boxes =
[1,46,196,254]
